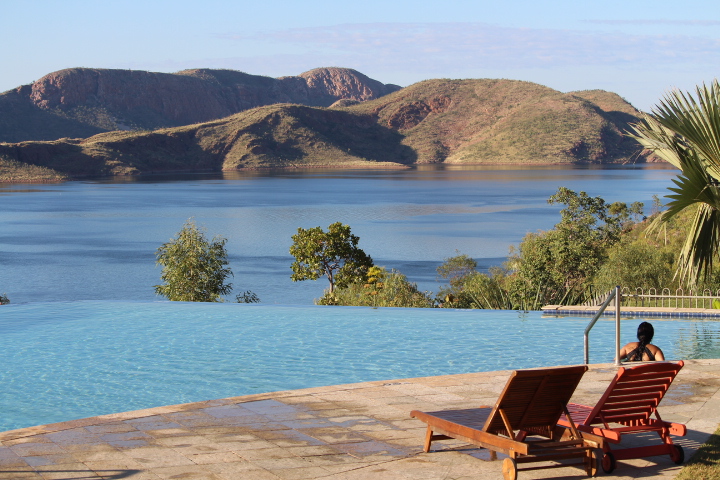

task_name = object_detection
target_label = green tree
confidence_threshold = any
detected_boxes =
[154,219,233,302]
[321,266,434,307]
[508,188,643,305]
[437,253,477,286]
[290,222,373,294]
[436,253,479,307]
[591,205,720,294]
[592,240,676,293]
[629,79,720,286]
[436,189,645,310]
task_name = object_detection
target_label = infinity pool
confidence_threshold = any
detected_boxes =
[1,301,719,432]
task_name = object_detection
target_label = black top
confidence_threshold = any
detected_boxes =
[626,345,655,362]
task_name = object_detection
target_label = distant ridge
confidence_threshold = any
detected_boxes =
[0,69,654,183]
[0,67,401,143]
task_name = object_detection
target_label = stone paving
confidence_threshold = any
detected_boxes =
[1,360,719,480]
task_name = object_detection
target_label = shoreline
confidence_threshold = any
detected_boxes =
[0,160,674,186]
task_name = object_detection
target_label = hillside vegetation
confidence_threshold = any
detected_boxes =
[0,73,652,182]
[344,79,645,164]
[0,104,415,180]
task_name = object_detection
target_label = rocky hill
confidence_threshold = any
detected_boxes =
[0,67,400,143]
[0,77,652,183]
[344,79,647,164]
[0,104,416,182]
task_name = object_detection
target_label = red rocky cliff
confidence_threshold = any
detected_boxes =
[1,67,400,142]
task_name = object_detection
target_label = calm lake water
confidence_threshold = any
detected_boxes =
[0,165,679,305]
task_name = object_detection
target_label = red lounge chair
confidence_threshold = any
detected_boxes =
[558,361,686,473]
[411,365,603,480]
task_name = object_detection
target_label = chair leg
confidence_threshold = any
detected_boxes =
[424,426,433,452]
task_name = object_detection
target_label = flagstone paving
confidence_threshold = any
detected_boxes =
[1,360,719,479]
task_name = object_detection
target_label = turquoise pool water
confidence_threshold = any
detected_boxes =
[1,300,719,432]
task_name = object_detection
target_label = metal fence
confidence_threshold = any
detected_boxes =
[619,287,720,309]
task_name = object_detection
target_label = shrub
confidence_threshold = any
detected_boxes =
[154,219,233,302]
[318,266,434,308]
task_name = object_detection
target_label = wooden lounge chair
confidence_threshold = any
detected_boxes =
[558,361,685,473]
[410,365,603,480]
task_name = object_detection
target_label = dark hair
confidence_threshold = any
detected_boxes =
[637,321,654,347]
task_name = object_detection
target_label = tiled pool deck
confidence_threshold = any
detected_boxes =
[1,360,719,480]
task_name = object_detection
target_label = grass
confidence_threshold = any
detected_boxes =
[0,156,66,183]
[675,424,720,480]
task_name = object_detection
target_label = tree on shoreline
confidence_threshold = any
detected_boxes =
[154,219,233,302]
[437,188,645,309]
[290,222,373,295]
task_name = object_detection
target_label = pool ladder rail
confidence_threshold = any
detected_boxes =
[584,286,622,366]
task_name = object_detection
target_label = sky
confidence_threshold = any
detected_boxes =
[1,0,719,111]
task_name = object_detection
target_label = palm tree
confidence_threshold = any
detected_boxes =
[629,79,720,286]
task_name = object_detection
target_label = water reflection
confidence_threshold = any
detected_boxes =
[674,322,720,359]
[9,162,676,185]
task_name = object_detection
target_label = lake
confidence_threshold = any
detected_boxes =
[0,164,679,305]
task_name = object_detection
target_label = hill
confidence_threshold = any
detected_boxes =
[0,67,400,143]
[343,79,646,164]
[0,77,653,182]
[0,104,416,181]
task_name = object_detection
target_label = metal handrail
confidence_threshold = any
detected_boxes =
[584,286,621,365]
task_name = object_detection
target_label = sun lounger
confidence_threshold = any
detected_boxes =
[410,365,603,479]
[558,361,686,473]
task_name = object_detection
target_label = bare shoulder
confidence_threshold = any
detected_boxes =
[648,344,665,360]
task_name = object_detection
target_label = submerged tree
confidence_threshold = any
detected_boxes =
[629,79,720,286]
[154,219,233,302]
[290,222,373,294]
[236,291,261,303]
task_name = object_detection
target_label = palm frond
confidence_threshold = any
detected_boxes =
[677,203,720,283]
[650,81,720,176]
[629,79,720,285]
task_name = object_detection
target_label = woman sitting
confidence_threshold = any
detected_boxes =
[619,321,665,362]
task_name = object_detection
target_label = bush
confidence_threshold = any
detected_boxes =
[440,269,515,309]
[318,266,434,308]
[592,240,676,293]
[154,219,233,302]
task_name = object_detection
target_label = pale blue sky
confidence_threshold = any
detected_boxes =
[1,0,719,111]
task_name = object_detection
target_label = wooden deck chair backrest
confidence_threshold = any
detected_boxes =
[483,365,589,437]
[582,361,684,427]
